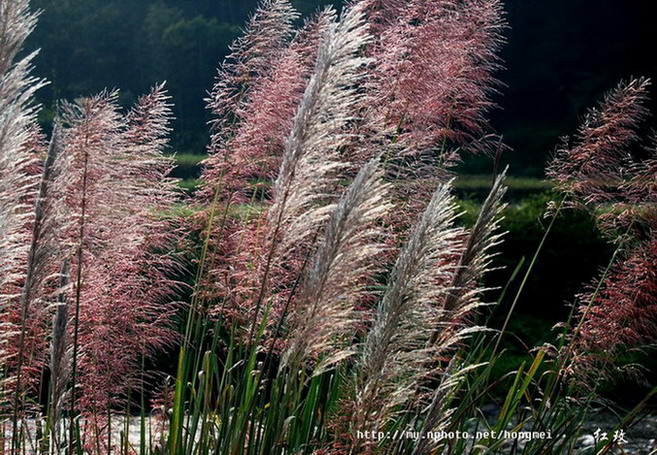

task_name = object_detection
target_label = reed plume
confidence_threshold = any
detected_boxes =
[350,176,506,451]
[0,0,38,75]
[248,3,372,339]
[282,158,391,371]
[207,0,298,128]
[548,78,650,208]
[201,8,331,204]
[627,133,657,204]
[351,182,463,438]
[365,0,505,161]
[52,87,181,448]
[200,4,372,341]
[429,171,507,352]
[197,7,333,335]
[214,0,297,108]
[9,129,63,434]
[53,92,126,441]
[411,174,507,455]
[268,3,371,270]
[345,0,508,270]
[201,0,299,199]
[0,0,50,424]
[566,239,657,382]
[0,0,44,307]
[548,78,657,383]
[347,0,406,36]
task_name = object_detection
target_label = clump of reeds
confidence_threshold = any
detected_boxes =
[51,86,182,450]
[548,78,657,384]
[174,0,511,453]
[2,0,656,454]
[0,3,184,451]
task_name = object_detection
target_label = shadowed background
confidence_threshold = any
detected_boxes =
[26,0,657,176]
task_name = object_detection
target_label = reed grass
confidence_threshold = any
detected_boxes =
[1,0,655,454]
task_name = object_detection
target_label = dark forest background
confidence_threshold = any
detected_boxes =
[26,0,657,177]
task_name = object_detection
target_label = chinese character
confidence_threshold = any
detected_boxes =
[593,428,609,441]
[613,429,628,444]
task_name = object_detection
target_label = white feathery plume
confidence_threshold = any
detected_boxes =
[248,4,372,330]
[268,3,372,259]
[412,173,508,454]
[0,0,48,407]
[282,157,391,372]
[0,0,45,293]
[0,0,38,75]
[354,182,463,428]
[430,170,508,351]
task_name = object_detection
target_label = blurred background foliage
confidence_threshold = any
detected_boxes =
[26,0,657,176]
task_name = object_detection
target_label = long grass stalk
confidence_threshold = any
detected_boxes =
[169,165,231,455]
[10,127,60,454]
[48,258,70,451]
[67,133,90,454]
[491,196,566,358]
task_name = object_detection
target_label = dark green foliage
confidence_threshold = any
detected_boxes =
[26,0,657,171]
[26,0,340,155]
